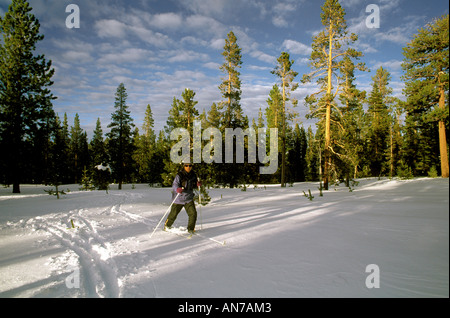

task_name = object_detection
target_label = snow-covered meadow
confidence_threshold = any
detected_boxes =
[0,177,448,298]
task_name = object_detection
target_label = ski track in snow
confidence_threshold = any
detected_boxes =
[27,209,121,298]
[13,190,164,298]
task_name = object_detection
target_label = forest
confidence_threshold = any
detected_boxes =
[0,0,448,194]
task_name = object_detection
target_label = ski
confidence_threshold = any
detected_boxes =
[164,227,226,245]
[191,231,226,246]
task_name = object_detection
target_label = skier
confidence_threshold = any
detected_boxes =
[164,163,201,234]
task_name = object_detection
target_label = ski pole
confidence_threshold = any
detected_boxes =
[150,193,180,239]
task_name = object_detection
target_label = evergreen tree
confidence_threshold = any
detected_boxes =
[152,130,168,185]
[207,103,221,128]
[107,83,135,190]
[386,99,405,178]
[366,67,393,177]
[266,84,283,131]
[218,32,247,187]
[338,56,367,181]
[48,115,68,190]
[402,14,449,178]
[301,0,365,190]
[90,118,109,188]
[133,104,156,183]
[219,31,245,129]
[287,124,307,182]
[265,85,283,183]
[90,118,108,166]
[271,52,298,187]
[305,127,321,182]
[69,113,89,183]
[0,0,56,193]
[178,88,199,134]
[162,89,199,186]
[203,103,222,185]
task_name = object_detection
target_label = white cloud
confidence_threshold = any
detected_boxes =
[272,2,297,28]
[210,38,225,50]
[282,39,312,56]
[150,12,184,30]
[95,19,128,38]
[94,18,172,47]
[62,51,94,63]
[250,50,276,65]
[180,0,229,18]
[129,24,173,47]
[167,50,210,63]
[97,48,152,64]
[204,62,221,70]
[181,36,209,47]
[185,14,226,37]
[374,26,410,45]
[371,59,403,71]
[247,65,272,71]
[267,0,304,28]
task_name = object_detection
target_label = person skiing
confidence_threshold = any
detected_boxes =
[164,163,201,234]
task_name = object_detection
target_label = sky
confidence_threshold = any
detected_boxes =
[1,0,449,137]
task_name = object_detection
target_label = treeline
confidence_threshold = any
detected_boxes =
[1,0,448,193]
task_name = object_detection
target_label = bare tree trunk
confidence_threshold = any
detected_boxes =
[439,85,449,178]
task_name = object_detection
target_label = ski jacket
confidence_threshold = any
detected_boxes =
[172,169,198,205]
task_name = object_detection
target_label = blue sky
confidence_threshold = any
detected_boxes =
[1,0,449,136]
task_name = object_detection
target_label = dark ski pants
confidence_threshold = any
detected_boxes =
[165,200,197,232]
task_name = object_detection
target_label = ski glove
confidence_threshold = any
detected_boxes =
[176,187,183,194]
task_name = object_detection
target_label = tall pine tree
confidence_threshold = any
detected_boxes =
[219,31,245,129]
[402,15,449,178]
[107,83,135,190]
[133,104,156,183]
[302,0,365,189]
[366,67,393,177]
[162,89,199,185]
[271,52,298,187]
[218,31,247,188]
[0,0,56,193]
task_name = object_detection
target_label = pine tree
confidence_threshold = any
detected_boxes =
[90,118,109,188]
[90,118,108,167]
[338,56,367,181]
[162,89,199,185]
[47,115,68,193]
[287,124,307,182]
[386,99,404,178]
[79,166,94,191]
[178,88,199,134]
[305,127,320,182]
[151,130,168,185]
[219,31,245,129]
[271,52,298,187]
[133,104,156,183]
[207,103,221,128]
[0,0,56,193]
[266,85,283,131]
[402,14,449,178]
[203,103,222,185]
[366,67,393,177]
[301,0,365,190]
[107,83,135,190]
[69,114,89,183]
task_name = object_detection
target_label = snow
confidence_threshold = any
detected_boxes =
[0,178,448,298]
